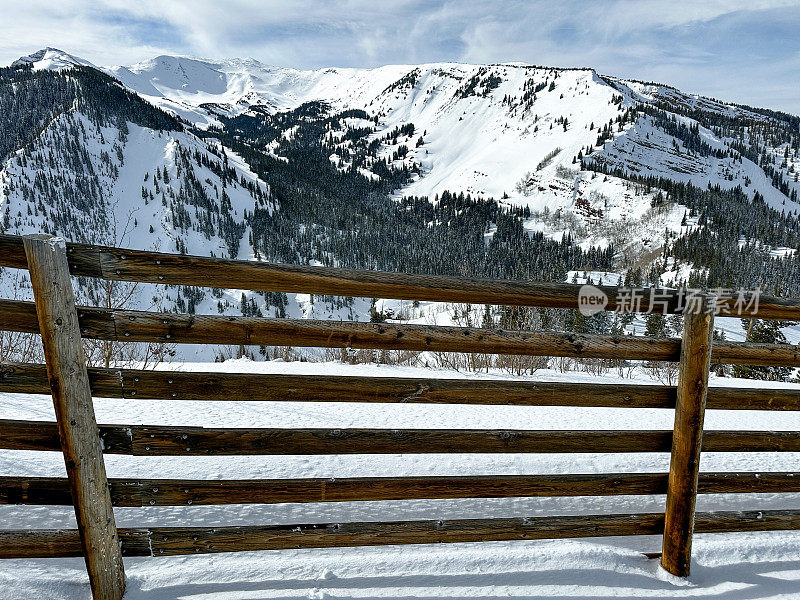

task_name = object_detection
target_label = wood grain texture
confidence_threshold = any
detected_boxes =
[4,510,800,558]
[2,233,798,318]
[0,420,669,454]
[2,363,676,407]
[4,472,800,507]
[0,234,28,269]
[5,363,800,410]
[4,299,800,365]
[0,363,126,397]
[0,299,682,359]
[0,513,665,558]
[0,528,151,559]
[711,341,800,366]
[123,427,677,456]
[5,419,800,455]
[662,299,714,577]
[23,235,125,599]
[110,309,686,361]
[0,299,116,338]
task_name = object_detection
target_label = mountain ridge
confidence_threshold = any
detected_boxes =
[2,48,800,363]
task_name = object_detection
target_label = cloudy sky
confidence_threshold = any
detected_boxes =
[2,0,800,113]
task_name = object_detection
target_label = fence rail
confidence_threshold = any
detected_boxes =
[4,419,800,454]
[1,233,798,318]
[3,299,800,365]
[2,233,800,598]
[5,510,800,559]
[3,362,800,409]
[4,472,800,507]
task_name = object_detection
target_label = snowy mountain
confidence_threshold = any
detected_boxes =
[0,59,279,353]
[96,54,800,209]
[98,53,800,279]
[10,47,96,71]
[3,48,800,361]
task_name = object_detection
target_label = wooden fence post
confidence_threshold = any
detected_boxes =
[23,235,125,599]
[661,294,715,577]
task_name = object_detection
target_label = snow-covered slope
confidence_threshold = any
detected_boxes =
[14,50,800,213]
[10,47,96,71]
[4,49,800,349]
[94,53,800,288]
[93,55,800,214]
[0,62,279,341]
[0,112,270,257]
[13,49,800,236]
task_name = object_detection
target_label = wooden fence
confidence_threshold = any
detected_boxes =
[2,232,800,598]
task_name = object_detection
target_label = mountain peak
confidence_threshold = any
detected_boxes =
[11,47,95,71]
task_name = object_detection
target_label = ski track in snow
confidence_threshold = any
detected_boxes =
[3,359,800,598]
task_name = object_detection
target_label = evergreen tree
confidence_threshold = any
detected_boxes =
[732,319,794,381]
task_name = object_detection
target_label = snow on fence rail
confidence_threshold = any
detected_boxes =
[2,233,800,598]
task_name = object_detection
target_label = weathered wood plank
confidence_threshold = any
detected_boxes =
[707,387,800,411]
[0,420,671,454]
[0,514,665,558]
[5,419,800,455]
[116,370,675,405]
[0,528,151,559]
[0,235,105,276]
[0,419,133,453]
[662,298,714,577]
[693,509,800,533]
[4,510,800,559]
[136,509,800,555]
[22,235,126,600]
[0,299,116,338]
[711,341,800,366]
[0,362,125,397]
[4,299,800,366]
[0,476,77,505]
[2,233,797,318]
[5,362,800,410]
[0,299,42,333]
[110,310,685,360]
[146,514,665,556]
[0,419,64,450]
[0,234,27,268]
[696,472,800,493]
[0,529,86,558]
[126,427,676,455]
[0,299,683,359]
[4,472,800,507]
[2,363,676,407]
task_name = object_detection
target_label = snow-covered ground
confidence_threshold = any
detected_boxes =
[3,358,800,598]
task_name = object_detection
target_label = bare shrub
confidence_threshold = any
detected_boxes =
[643,360,680,385]
[554,355,574,373]
[0,329,43,364]
[495,353,548,376]
[576,357,612,377]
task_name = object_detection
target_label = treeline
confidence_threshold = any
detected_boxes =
[0,65,181,166]
[210,102,614,282]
